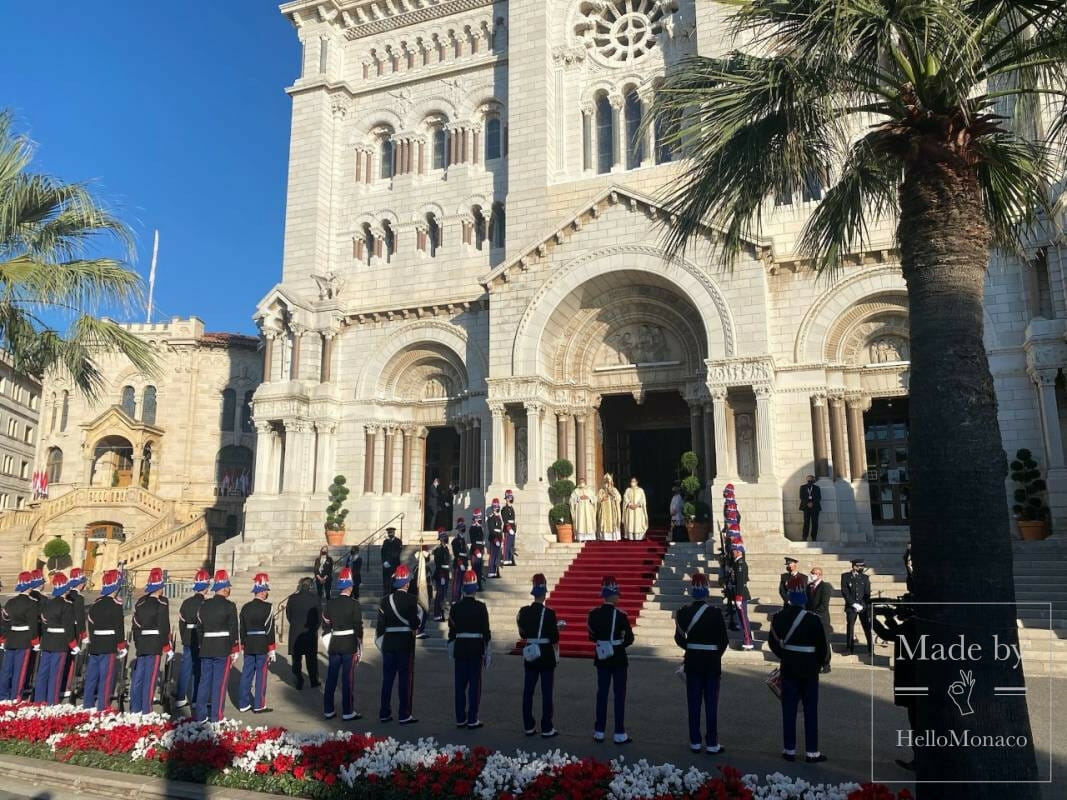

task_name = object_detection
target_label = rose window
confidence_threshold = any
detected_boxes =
[577,0,675,66]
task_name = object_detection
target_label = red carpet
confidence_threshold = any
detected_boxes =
[516,529,669,658]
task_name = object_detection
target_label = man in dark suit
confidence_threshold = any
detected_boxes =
[840,559,873,655]
[799,475,821,541]
[426,478,442,530]
[285,577,321,689]
[777,557,807,604]
[805,567,833,672]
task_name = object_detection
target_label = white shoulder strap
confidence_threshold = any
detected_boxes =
[686,603,709,636]
[536,605,546,640]
[782,609,807,645]
[609,608,617,641]
[387,593,405,627]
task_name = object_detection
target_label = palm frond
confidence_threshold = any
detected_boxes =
[972,133,1056,250]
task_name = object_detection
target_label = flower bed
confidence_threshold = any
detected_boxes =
[0,702,911,800]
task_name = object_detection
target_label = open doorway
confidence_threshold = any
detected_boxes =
[424,427,460,530]
[865,397,910,525]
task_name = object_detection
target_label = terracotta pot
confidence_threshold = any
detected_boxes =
[1017,520,1048,541]
[325,528,346,547]
[555,523,574,543]
[686,521,710,543]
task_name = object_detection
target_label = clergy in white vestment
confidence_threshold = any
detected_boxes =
[622,477,649,540]
[597,474,622,541]
[569,479,597,541]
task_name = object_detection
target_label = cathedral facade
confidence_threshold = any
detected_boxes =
[249,0,1067,550]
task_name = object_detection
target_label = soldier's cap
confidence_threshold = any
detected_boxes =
[252,572,270,593]
[784,557,799,565]
[689,573,710,598]
[336,567,354,591]
[386,527,397,534]
[462,569,479,593]
[30,569,44,588]
[51,572,69,597]
[193,568,212,591]
[69,567,86,587]
[491,498,500,506]
[732,544,745,557]
[144,567,165,593]
[531,573,548,596]
[504,489,514,500]
[438,530,450,541]
[15,571,33,592]
[786,575,808,605]
[212,569,231,591]
[100,569,123,596]
[851,559,866,568]
[392,564,411,588]
[601,575,620,597]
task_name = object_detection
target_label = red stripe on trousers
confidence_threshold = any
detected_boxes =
[218,658,232,720]
[16,651,30,699]
[52,654,68,704]
[257,658,269,709]
[102,654,116,709]
[146,656,161,712]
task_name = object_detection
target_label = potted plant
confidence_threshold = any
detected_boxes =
[1011,449,1049,540]
[679,451,711,542]
[43,536,72,573]
[548,458,575,543]
[324,475,350,546]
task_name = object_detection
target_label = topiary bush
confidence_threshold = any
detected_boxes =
[1011,448,1048,522]
[548,459,575,525]
[325,475,350,531]
[678,450,709,522]
[43,538,70,560]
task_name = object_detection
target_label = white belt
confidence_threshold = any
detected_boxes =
[93,629,116,636]
[526,638,550,645]
[46,627,67,634]
[687,644,720,651]
[9,625,29,631]
[203,631,231,638]
[385,626,412,633]
[185,624,197,629]
[598,639,625,646]
[138,629,161,635]
[783,644,816,653]
[245,630,267,635]
[331,629,354,636]
[456,632,483,639]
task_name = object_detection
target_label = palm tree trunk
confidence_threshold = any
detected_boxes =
[899,159,1039,797]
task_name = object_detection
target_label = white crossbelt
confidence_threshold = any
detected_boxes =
[93,629,116,636]
[185,624,197,629]
[46,627,67,633]
[598,639,625,646]
[9,625,29,631]
[783,644,816,653]
[456,632,483,639]
[138,629,161,635]
[330,629,355,636]
[203,631,231,638]
[385,626,412,633]
[687,643,720,651]
[525,638,550,645]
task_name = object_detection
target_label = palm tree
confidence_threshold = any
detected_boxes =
[0,110,155,396]
[648,1,1065,793]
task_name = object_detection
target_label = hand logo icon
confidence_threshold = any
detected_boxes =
[948,669,976,716]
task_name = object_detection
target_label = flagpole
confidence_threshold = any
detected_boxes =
[146,229,159,323]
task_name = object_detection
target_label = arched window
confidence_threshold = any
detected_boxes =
[490,203,506,249]
[485,117,502,161]
[216,445,254,497]
[140,444,152,488]
[655,108,677,164]
[362,223,375,265]
[46,447,63,484]
[382,221,395,261]
[472,206,487,250]
[241,390,254,432]
[120,385,136,416]
[60,390,69,432]
[49,393,57,433]
[427,213,441,257]
[596,94,614,174]
[141,386,157,424]
[380,137,395,179]
[433,126,449,170]
[220,388,236,431]
[624,89,643,169]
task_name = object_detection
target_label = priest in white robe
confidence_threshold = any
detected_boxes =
[570,479,597,542]
[622,477,649,540]
[597,474,622,541]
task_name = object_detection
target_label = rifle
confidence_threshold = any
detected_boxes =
[69,647,89,704]
[20,650,39,701]
[157,635,177,714]
[114,654,129,712]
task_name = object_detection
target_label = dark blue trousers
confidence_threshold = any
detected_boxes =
[324,652,357,717]
[239,653,270,711]
[176,639,200,704]
[82,653,120,711]
[379,649,414,720]
[488,541,501,575]
[433,576,449,618]
[454,657,483,725]
[522,665,554,732]
[129,653,161,714]
[34,650,68,704]
[0,649,33,701]
[781,675,820,753]
[195,656,232,722]
[685,670,721,746]
[594,664,627,735]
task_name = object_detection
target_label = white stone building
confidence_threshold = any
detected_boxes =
[247,0,1067,552]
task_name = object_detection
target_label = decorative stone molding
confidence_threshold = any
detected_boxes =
[706,357,775,387]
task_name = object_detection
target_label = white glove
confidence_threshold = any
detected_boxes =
[0,642,5,651]
[70,645,80,655]
[483,650,492,668]
[117,648,128,659]
[230,651,240,664]
[852,603,864,612]
[32,643,40,652]
[166,650,175,662]
[269,650,277,664]
[383,562,391,569]
[558,619,567,629]
[355,643,362,663]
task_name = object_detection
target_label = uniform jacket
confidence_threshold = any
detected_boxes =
[768,606,828,680]
[516,602,559,670]
[67,589,86,642]
[674,601,729,675]
[132,594,171,656]
[344,552,363,584]
[451,535,469,563]
[501,505,516,531]
[486,512,504,540]
[427,482,442,513]
[178,593,207,647]
[40,595,77,652]
[239,597,276,655]
[285,590,320,655]
[322,594,363,654]
[799,483,822,511]
[587,604,634,668]
[375,590,422,653]
[315,554,334,581]
[732,559,752,601]
[778,571,808,603]
[0,594,39,650]
[381,536,403,570]
[432,544,452,577]
[806,581,833,623]
[86,596,126,655]
[840,571,871,608]
[197,594,239,657]
[468,523,484,548]
[448,595,490,659]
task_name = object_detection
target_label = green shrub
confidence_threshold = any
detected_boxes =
[43,538,70,559]
[548,459,575,525]
[1011,449,1048,522]
[325,475,350,530]
[678,450,709,521]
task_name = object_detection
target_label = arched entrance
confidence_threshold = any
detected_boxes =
[83,521,124,574]
[216,444,254,496]
[91,436,134,487]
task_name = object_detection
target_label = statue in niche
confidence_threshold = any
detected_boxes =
[514,425,528,486]
[602,324,672,366]
[423,376,451,399]
[735,412,757,479]
[869,336,909,364]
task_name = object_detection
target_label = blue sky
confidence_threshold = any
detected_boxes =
[2,2,299,335]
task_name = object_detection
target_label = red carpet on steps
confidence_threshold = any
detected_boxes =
[515,529,669,659]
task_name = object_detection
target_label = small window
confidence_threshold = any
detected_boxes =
[433,127,448,170]
[6,419,15,437]
[382,221,395,262]
[655,109,677,164]
[3,455,12,474]
[20,461,28,479]
[624,90,643,169]
[380,138,395,179]
[0,378,7,396]
[46,447,63,483]
[142,386,157,424]
[15,496,24,509]
[596,94,614,175]
[220,388,237,432]
[802,172,823,202]
[30,393,38,411]
[490,204,506,249]
[472,207,487,250]
[485,117,502,161]
[1,495,8,509]
[427,213,441,257]
[23,425,33,444]
[121,385,136,416]
[49,393,57,433]
[60,390,69,432]
[362,223,375,265]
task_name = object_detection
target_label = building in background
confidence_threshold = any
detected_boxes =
[0,353,41,513]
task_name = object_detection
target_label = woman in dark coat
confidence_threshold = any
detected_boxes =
[314,547,334,604]
[286,577,321,689]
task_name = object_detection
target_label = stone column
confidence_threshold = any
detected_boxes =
[289,327,303,381]
[320,332,335,383]
[828,394,848,480]
[1032,368,1066,469]
[556,413,568,460]
[284,420,312,494]
[489,404,505,486]
[131,456,143,487]
[639,90,655,166]
[609,94,624,170]
[382,426,396,493]
[262,333,275,383]
[810,394,830,478]
[253,421,273,495]
[401,427,414,494]
[711,389,731,478]
[755,385,777,480]
[472,419,482,487]
[314,421,336,493]
[416,427,429,506]
[846,396,870,480]
[363,425,377,494]
[524,402,542,485]
[580,105,593,171]
[689,404,703,469]
[575,414,587,484]
[702,404,715,483]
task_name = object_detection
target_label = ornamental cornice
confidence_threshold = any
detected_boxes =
[344,293,487,325]
[705,356,776,388]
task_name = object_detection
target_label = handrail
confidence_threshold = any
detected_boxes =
[348,512,406,552]
[121,515,208,573]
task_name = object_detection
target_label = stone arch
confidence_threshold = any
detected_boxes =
[512,244,735,375]
[413,202,447,224]
[351,109,403,139]
[411,96,459,126]
[456,193,491,216]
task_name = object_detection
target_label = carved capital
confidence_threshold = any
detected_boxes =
[1029,367,1060,387]
[314,421,337,435]
[608,92,625,110]
[709,386,728,403]
[810,391,828,407]
[253,420,273,435]
[364,423,380,435]
[846,393,871,412]
[487,402,506,418]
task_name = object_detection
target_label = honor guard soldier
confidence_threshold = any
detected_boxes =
[28,569,45,603]
[381,527,403,591]
[732,546,754,650]
[468,511,484,551]
[35,573,77,705]
[450,527,470,604]
[322,567,364,720]
[130,568,173,714]
[674,573,729,754]
[431,530,452,621]
[841,560,873,655]
[778,558,807,604]
[0,572,40,701]
[375,564,422,724]
[470,545,485,590]
[501,490,517,565]
[61,567,88,699]
[587,576,634,744]
[238,573,276,713]
[448,570,491,728]
[176,569,211,708]
[195,570,240,722]
[82,570,127,711]
[486,499,504,577]
[517,573,562,738]
[769,575,829,763]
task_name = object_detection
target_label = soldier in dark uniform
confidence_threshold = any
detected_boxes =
[431,530,452,621]
[375,564,422,724]
[238,573,276,713]
[0,571,40,701]
[778,557,806,604]
[450,527,470,604]
[195,570,240,722]
[732,547,754,649]
[486,499,504,577]
[587,576,634,744]
[468,510,484,552]
[501,489,517,565]
[471,545,485,590]
[285,577,320,689]
[28,569,45,603]
[176,569,211,709]
[674,573,729,753]
[35,572,76,705]
[805,567,833,672]
[381,527,402,591]
[60,567,88,700]
[841,559,873,655]
[448,569,491,728]
[517,573,561,737]
[769,575,829,763]
[82,570,126,711]
[130,567,172,714]
[322,567,363,719]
